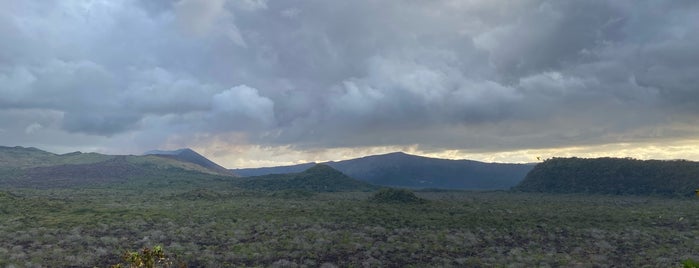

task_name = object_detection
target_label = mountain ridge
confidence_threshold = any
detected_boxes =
[144,148,235,176]
[0,146,237,188]
[233,152,534,190]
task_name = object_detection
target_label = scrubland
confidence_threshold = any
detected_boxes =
[1,189,698,267]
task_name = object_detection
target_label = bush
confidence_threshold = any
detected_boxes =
[110,245,182,268]
[369,188,426,204]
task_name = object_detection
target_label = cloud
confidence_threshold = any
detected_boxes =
[24,122,42,134]
[175,0,227,35]
[210,85,276,130]
[1,0,699,165]
[174,0,247,46]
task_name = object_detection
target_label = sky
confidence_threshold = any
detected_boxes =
[1,0,699,168]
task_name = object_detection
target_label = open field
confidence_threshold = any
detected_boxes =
[1,188,699,267]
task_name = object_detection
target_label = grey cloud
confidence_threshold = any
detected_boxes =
[209,85,276,130]
[1,0,699,154]
[175,0,247,46]
[61,112,141,136]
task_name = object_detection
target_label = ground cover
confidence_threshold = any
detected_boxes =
[1,189,698,267]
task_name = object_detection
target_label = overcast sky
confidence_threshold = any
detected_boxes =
[2,0,699,167]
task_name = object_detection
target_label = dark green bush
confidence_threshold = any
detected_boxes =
[369,188,426,204]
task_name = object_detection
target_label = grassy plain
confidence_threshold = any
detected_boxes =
[1,187,699,267]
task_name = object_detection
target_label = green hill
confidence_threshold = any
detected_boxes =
[0,146,114,168]
[0,146,237,189]
[514,157,699,196]
[241,164,377,192]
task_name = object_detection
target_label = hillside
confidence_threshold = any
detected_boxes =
[514,157,699,196]
[240,164,377,192]
[0,146,114,168]
[234,152,534,190]
[0,146,236,188]
[144,148,234,176]
[232,162,316,177]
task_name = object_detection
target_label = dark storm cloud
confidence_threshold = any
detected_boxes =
[1,0,698,153]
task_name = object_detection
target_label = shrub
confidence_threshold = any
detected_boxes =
[369,188,426,204]
[110,245,183,268]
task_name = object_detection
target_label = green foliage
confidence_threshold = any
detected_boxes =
[683,258,699,268]
[369,188,427,204]
[515,157,699,196]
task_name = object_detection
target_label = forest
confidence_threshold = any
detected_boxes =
[515,157,699,197]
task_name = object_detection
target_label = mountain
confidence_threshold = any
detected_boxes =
[232,162,317,177]
[0,146,237,188]
[514,157,699,196]
[233,152,534,190]
[144,148,234,176]
[240,164,377,192]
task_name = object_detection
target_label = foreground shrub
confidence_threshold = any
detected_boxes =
[111,245,183,268]
[683,259,699,268]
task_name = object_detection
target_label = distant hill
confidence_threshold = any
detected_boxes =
[240,164,377,192]
[144,148,235,176]
[514,157,699,197]
[0,146,236,188]
[0,146,114,168]
[233,162,316,177]
[13,156,150,188]
[233,152,534,190]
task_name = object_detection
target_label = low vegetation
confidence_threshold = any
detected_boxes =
[3,148,699,266]
[1,188,699,267]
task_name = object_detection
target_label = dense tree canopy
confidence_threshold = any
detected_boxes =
[515,157,699,197]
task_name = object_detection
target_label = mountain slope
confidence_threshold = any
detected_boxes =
[234,152,534,190]
[13,156,148,188]
[144,148,235,176]
[241,164,377,192]
[0,146,237,188]
[514,157,699,196]
[232,162,316,177]
[0,146,114,168]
